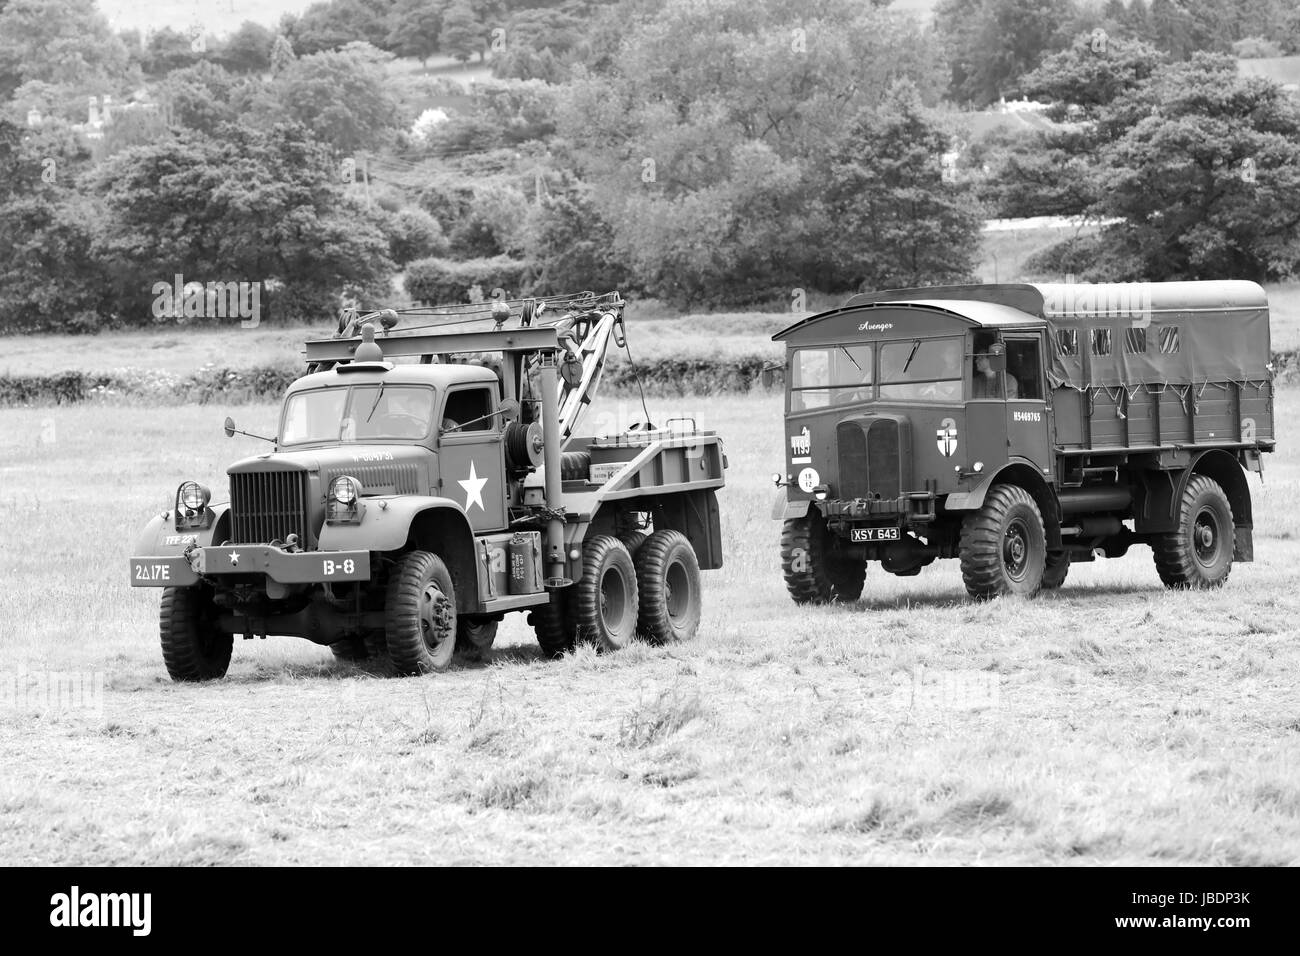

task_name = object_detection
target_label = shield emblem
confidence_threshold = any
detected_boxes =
[936,418,958,457]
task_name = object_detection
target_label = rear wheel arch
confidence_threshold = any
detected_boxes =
[1188,450,1252,529]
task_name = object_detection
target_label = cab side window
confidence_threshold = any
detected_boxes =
[1005,339,1043,401]
[443,387,493,432]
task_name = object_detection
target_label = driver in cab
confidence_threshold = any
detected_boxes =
[973,345,1019,400]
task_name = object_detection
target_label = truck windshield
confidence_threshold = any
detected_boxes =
[790,345,873,411]
[281,385,436,444]
[878,338,962,400]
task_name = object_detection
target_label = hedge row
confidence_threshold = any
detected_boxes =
[0,355,778,406]
[404,255,532,304]
[0,362,303,407]
[5,350,1295,407]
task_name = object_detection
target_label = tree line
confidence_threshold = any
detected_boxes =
[1,0,1299,333]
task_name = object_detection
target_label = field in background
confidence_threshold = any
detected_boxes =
[5,264,1299,383]
[1,389,1299,864]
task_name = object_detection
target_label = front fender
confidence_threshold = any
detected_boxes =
[318,495,469,553]
[771,491,812,521]
[942,460,1042,512]
[942,460,1061,547]
[132,502,230,554]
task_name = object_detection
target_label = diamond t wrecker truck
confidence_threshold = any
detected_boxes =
[130,293,727,680]
[772,281,1274,602]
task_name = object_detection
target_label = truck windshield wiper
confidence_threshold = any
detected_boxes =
[902,339,922,374]
[840,347,862,372]
[364,381,386,423]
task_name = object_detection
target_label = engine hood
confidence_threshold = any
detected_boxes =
[228,445,434,497]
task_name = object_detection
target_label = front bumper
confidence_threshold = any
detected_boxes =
[129,545,370,588]
[819,493,937,521]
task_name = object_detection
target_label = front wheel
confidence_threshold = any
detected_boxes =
[780,510,865,604]
[1152,474,1234,589]
[384,551,457,675]
[959,484,1047,600]
[160,586,233,682]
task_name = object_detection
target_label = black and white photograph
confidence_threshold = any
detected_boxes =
[0,0,1297,901]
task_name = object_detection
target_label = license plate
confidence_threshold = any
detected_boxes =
[851,527,900,542]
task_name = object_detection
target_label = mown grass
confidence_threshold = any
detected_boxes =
[2,387,1300,864]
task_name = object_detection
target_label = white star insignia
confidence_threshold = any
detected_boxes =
[457,461,488,513]
[229,551,241,566]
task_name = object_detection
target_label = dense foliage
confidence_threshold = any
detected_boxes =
[1,0,1299,330]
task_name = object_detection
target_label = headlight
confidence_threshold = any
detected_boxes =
[327,476,364,524]
[177,481,210,512]
[330,476,360,504]
[174,481,212,529]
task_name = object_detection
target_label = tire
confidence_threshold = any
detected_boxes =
[1041,550,1070,590]
[1152,474,1234,589]
[456,617,498,662]
[780,510,865,604]
[634,530,702,644]
[573,535,639,651]
[621,530,649,556]
[959,484,1047,600]
[383,551,458,675]
[561,451,591,481]
[160,586,233,682]
[329,637,370,662]
[527,587,574,659]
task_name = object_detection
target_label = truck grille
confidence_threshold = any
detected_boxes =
[837,422,870,499]
[229,471,310,545]
[866,419,902,499]
[837,419,904,499]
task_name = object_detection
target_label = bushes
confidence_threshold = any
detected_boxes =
[404,256,532,304]
[0,363,300,406]
[387,207,448,266]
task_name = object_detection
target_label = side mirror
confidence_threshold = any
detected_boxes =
[499,398,521,424]
[987,344,1007,373]
[223,416,236,438]
[760,361,784,389]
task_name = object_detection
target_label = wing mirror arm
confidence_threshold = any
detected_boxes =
[224,416,276,444]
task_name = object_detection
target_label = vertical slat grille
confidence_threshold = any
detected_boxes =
[230,471,308,545]
[867,420,901,499]
[837,421,870,499]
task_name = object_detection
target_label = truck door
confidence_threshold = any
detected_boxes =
[438,384,508,532]
[1003,334,1053,479]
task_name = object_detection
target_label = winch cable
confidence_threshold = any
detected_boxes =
[621,332,653,430]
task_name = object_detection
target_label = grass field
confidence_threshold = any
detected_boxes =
[2,387,1299,865]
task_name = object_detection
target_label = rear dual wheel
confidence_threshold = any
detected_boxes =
[634,530,702,644]
[574,536,639,651]
[533,531,703,656]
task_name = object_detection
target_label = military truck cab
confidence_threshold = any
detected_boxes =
[773,281,1274,602]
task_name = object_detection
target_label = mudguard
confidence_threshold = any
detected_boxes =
[318,495,470,553]
[942,459,1049,513]
[771,491,812,522]
[132,502,231,555]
